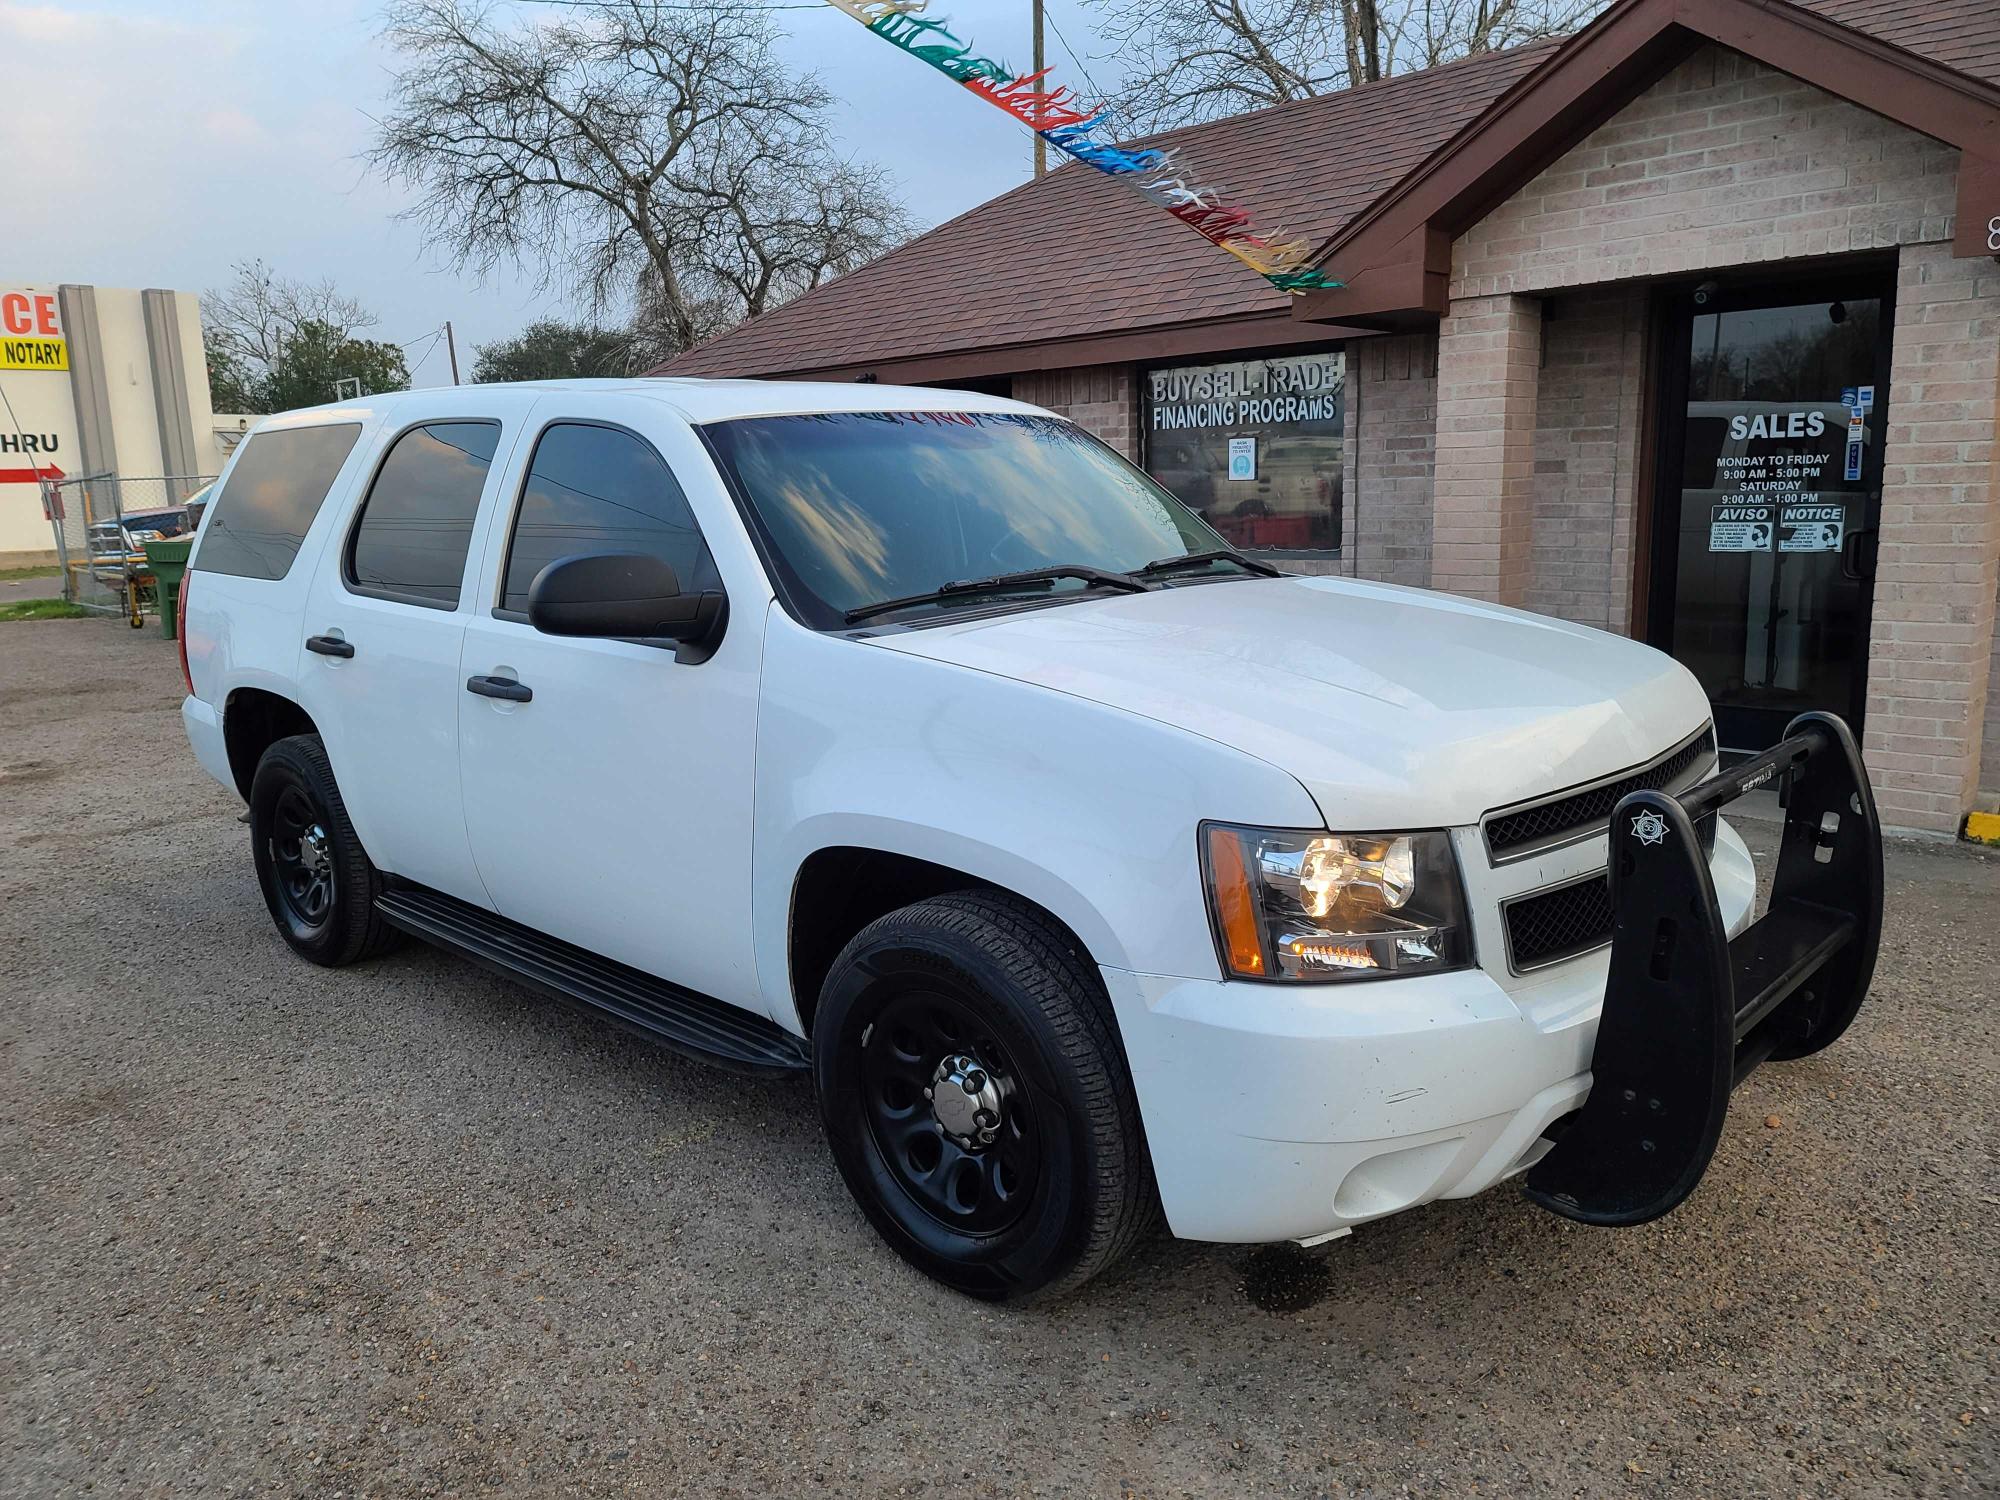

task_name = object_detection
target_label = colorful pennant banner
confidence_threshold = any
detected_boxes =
[823,1,1342,294]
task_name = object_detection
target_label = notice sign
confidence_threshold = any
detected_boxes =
[1779,502,1845,552]
[1710,502,1775,552]
[1227,436,1256,481]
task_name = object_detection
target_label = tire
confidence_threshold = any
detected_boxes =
[813,890,1156,1302]
[248,734,400,967]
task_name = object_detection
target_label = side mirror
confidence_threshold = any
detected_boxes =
[526,552,728,664]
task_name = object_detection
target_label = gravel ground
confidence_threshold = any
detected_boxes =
[2,618,1994,1499]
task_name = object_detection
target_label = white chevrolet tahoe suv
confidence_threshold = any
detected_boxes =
[178,379,1883,1301]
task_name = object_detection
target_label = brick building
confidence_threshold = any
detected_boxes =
[665,0,2000,838]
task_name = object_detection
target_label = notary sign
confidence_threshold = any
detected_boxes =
[0,291,68,372]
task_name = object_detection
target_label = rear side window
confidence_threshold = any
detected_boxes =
[499,422,717,615]
[347,422,500,608]
[194,423,362,581]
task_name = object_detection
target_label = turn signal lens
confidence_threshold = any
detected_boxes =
[1204,823,1266,977]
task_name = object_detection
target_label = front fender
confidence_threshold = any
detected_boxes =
[752,619,1323,1026]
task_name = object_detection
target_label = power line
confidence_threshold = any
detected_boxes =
[1044,2,1128,138]
[508,1,829,12]
[387,323,447,351]
[403,328,448,379]
[1044,3,1109,108]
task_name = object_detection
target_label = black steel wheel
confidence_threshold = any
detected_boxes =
[814,890,1156,1302]
[269,784,336,936]
[858,989,1042,1238]
[248,733,401,967]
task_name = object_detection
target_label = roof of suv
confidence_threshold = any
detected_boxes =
[256,378,1040,431]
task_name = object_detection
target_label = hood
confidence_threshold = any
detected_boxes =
[868,575,1712,830]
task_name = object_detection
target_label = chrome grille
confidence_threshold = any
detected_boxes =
[1483,726,1714,862]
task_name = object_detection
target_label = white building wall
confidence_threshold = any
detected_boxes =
[0,282,222,558]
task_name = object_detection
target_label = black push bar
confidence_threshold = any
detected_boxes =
[1524,711,1883,1226]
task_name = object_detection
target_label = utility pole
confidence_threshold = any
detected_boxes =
[444,320,461,384]
[1032,0,1046,178]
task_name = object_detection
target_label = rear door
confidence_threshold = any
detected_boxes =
[183,417,371,740]
[297,390,536,906]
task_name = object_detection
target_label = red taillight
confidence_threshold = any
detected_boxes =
[176,570,193,695]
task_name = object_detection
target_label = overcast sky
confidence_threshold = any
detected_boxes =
[3,0,1102,385]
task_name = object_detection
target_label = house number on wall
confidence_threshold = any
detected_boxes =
[1989,215,2000,252]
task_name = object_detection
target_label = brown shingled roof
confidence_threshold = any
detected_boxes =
[1804,0,2000,89]
[662,39,1558,379]
[665,0,2000,380]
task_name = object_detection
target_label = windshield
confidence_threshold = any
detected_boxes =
[703,410,1225,627]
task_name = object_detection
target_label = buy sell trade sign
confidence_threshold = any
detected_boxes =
[0,291,68,371]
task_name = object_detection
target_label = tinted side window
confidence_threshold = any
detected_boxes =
[195,423,362,581]
[347,422,500,607]
[500,423,717,614]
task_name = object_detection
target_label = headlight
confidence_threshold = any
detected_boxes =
[1200,823,1471,982]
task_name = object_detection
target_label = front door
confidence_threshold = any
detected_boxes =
[1647,276,1892,755]
[455,404,766,1017]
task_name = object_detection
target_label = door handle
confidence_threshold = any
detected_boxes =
[305,634,354,658]
[466,674,532,703]
[1840,526,1879,582]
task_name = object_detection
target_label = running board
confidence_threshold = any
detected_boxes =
[374,883,808,1077]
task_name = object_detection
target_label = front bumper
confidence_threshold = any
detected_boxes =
[1521,713,1882,1223]
[1100,818,1760,1245]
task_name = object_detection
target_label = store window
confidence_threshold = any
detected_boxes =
[1142,351,1344,553]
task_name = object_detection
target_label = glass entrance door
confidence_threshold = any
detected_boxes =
[1647,278,1891,755]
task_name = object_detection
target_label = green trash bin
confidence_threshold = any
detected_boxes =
[141,538,194,641]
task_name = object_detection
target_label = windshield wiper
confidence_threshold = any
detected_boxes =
[1135,547,1285,580]
[843,564,1149,625]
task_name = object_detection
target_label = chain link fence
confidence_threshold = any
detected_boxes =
[43,473,217,617]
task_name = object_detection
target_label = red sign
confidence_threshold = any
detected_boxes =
[0,292,60,337]
[0,462,65,487]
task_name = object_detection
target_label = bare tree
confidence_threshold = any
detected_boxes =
[1087,0,1606,129]
[204,259,378,376]
[684,147,911,322]
[1390,0,1593,68]
[1088,1,1345,127]
[367,0,912,356]
[202,260,394,412]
